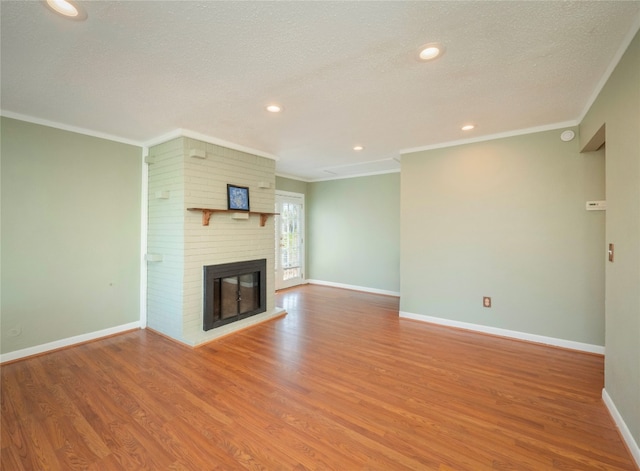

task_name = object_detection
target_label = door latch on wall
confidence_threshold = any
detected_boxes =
[608,243,614,262]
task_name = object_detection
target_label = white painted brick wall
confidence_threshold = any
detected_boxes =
[146,138,185,339]
[147,137,278,346]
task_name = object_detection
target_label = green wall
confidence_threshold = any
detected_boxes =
[581,29,640,448]
[400,127,605,345]
[307,173,400,293]
[276,175,308,195]
[1,118,142,354]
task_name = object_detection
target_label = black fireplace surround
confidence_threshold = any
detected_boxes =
[203,259,267,331]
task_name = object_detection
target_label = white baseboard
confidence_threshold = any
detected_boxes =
[399,311,605,355]
[306,279,400,297]
[602,388,640,468]
[0,321,141,364]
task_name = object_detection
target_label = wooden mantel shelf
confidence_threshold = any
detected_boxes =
[187,208,279,227]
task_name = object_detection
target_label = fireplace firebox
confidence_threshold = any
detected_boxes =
[203,259,267,331]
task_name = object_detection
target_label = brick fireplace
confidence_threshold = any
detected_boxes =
[145,136,284,346]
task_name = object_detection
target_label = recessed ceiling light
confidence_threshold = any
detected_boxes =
[353,146,364,151]
[461,124,475,131]
[266,104,282,113]
[44,0,87,20]
[418,42,444,61]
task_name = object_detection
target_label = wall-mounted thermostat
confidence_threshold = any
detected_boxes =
[586,201,607,211]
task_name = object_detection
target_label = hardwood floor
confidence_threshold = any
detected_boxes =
[1,284,637,470]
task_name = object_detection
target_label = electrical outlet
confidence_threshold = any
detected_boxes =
[483,297,492,308]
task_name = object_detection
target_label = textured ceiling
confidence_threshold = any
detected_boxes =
[1,1,639,181]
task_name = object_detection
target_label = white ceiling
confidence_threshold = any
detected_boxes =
[2,1,639,181]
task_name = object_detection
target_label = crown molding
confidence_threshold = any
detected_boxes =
[0,110,144,147]
[578,14,640,123]
[310,168,401,183]
[400,120,579,156]
[143,128,278,161]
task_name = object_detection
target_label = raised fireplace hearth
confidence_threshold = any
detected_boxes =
[203,259,267,331]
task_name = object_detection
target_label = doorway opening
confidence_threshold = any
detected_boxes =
[275,191,305,290]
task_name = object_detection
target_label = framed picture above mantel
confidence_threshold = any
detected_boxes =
[227,184,250,211]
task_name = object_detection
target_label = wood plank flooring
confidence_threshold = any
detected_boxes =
[1,284,637,470]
